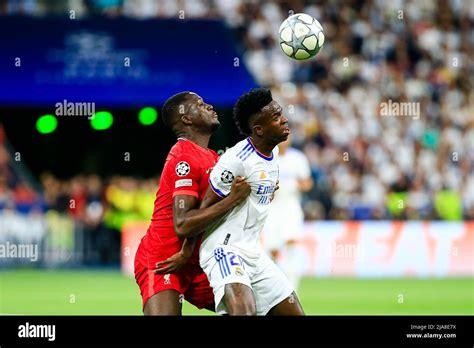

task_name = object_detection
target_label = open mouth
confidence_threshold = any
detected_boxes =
[283,126,290,134]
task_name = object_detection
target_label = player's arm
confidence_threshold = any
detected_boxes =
[297,177,313,192]
[154,176,248,274]
[173,176,249,239]
[173,149,248,238]
[200,184,225,209]
[154,234,196,274]
[297,153,313,192]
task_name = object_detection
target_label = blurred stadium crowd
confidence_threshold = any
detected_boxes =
[1,124,158,264]
[1,0,473,266]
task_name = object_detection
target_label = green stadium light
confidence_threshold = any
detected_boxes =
[91,111,113,130]
[36,115,58,134]
[138,107,158,126]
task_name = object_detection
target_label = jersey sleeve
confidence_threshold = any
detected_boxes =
[296,151,312,180]
[208,150,245,198]
[170,154,202,198]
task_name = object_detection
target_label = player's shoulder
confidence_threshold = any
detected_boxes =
[167,140,198,165]
[285,147,310,170]
[173,138,197,153]
[283,147,309,164]
[170,139,210,160]
[168,139,186,156]
[207,148,220,161]
[229,138,280,163]
[222,138,253,161]
[286,147,305,158]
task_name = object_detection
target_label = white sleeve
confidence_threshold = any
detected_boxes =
[209,150,245,197]
[296,152,312,180]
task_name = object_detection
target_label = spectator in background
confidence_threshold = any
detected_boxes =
[434,187,463,221]
[104,176,142,230]
[12,181,38,214]
[1,0,38,16]
[40,174,74,264]
[85,0,123,17]
[0,174,14,210]
[83,174,120,265]
[135,177,157,220]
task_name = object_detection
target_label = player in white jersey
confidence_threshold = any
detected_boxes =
[262,135,313,292]
[179,88,304,315]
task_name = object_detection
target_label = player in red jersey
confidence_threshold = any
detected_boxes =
[134,91,250,315]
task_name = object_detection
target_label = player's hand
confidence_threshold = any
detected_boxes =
[153,251,190,274]
[229,176,251,204]
[270,180,279,202]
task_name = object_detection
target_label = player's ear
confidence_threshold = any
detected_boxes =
[253,124,263,137]
[181,114,193,126]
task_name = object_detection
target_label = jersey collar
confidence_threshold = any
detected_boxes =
[247,137,273,161]
[178,137,213,155]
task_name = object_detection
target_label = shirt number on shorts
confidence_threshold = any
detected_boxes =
[227,252,240,266]
[214,249,244,279]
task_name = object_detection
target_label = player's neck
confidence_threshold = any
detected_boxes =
[249,136,275,157]
[177,132,210,149]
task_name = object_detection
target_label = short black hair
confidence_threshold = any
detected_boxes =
[162,91,192,131]
[233,88,273,135]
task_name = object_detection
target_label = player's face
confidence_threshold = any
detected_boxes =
[257,100,290,143]
[187,94,220,132]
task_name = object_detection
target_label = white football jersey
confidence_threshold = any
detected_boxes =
[269,147,311,214]
[200,138,279,261]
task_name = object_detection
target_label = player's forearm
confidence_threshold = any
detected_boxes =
[297,178,313,192]
[175,196,237,238]
[180,236,197,257]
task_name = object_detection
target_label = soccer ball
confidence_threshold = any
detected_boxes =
[278,13,324,60]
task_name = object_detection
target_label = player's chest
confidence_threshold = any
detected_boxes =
[246,162,279,204]
[246,159,279,182]
[202,156,218,178]
[168,153,217,179]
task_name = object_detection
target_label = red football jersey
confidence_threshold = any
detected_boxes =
[140,138,219,265]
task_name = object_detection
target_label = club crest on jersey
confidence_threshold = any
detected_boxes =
[220,170,234,184]
[235,266,244,276]
[175,161,190,176]
[164,274,171,285]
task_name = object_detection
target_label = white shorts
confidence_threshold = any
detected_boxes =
[262,211,304,252]
[200,245,294,315]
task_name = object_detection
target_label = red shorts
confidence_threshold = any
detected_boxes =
[134,240,214,310]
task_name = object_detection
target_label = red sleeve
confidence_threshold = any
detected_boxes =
[170,154,202,198]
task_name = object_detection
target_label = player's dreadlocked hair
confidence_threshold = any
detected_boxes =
[162,91,192,132]
[233,88,273,136]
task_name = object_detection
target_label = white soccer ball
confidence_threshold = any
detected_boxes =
[278,13,325,60]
